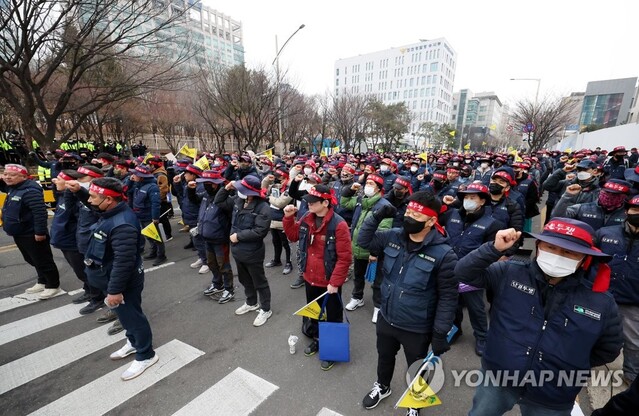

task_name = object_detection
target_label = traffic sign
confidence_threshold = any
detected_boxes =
[523,122,535,133]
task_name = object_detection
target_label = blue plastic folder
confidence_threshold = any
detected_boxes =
[318,293,350,362]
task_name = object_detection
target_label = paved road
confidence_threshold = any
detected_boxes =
[0,213,594,416]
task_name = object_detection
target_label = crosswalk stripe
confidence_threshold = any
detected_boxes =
[144,261,175,273]
[316,408,344,416]
[28,339,205,416]
[172,367,278,416]
[0,290,68,314]
[0,324,126,395]
[0,303,84,346]
[67,289,84,296]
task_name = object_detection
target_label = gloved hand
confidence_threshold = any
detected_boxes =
[373,204,397,221]
[431,331,450,356]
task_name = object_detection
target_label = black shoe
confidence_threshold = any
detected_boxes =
[265,260,282,268]
[71,293,91,304]
[152,256,167,266]
[218,290,235,304]
[282,262,293,275]
[362,382,392,409]
[97,309,118,323]
[203,284,224,296]
[143,253,158,260]
[290,276,305,289]
[475,338,486,357]
[304,340,319,357]
[79,301,103,315]
[183,242,194,249]
[321,360,335,371]
[107,319,124,335]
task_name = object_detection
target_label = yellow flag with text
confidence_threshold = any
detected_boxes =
[293,300,326,320]
[141,223,162,242]
[143,153,154,163]
[177,144,197,160]
[194,156,210,171]
[396,375,442,409]
[263,148,273,161]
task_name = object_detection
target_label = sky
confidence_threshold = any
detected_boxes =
[203,0,639,106]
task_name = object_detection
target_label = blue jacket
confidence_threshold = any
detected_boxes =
[172,180,204,226]
[596,223,639,305]
[130,179,160,223]
[329,178,355,226]
[2,179,48,237]
[443,207,503,259]
[553,201,626,232]
[50,196,79,251]
[85,202,144,294]
[198,189,231,244]
[64,189,100,254]
[357,215,458,334]
[379,170,397,194]
[455,243,622,410]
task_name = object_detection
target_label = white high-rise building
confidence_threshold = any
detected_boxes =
[334,38,457,133]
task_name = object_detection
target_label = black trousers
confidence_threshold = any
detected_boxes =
[113,282,155,361]
[352,258,383,306]
[304,284,343,340]
[61,249,103,301]
[160,201,173,238]
[270,229,291,263]
[14,235,60,288]
[376,315,431,387]
[235,259,271,311]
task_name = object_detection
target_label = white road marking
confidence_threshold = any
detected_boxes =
[144,261,176,273]
[29,339,205,416]
[172,367,279,416]
[0,303,84,346]
[0,325,126,394]
[67,289,84,296]
[0,290,68,314]
[316,408,344,416]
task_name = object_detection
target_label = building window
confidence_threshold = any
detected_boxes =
[430,62,439,72]
[336,68,339,76]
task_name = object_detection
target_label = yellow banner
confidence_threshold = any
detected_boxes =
[293,291,328,320]
[320,150,327,157]
[43,190,55,203]
[177,144,197,160]
[395,375,442,408]
[263,148,273,162]
[141,222,162,242]
[0,193,5,226]
[194,156,210,171]
[417,152,428,160]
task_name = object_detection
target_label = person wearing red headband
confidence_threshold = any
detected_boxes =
[357,191,458,414]
[1,164,61,299]
[596,195,639,387]
[282,184,353,371]
[262,168,294,275]
[84,177,159,381]
[341,173,394,319]
[456,218,622,415]
[147,157,173,242]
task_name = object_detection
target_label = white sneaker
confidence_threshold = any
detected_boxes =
[38,288,61,299]
[120,354,159,381]
[372,307,380,323]
[198,265,210,274]
[253,309,273,327]
[25,283,45,294]
[345,298,365,311]
[110,340,136,360]
[190,258,203,269]
[235,302,260,315]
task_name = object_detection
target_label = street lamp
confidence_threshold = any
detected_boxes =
[509,78,541,105]
[272,24,305,146]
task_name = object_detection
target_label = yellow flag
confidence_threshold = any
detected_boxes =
[177,144,197,160]
[43,190,55,203]
[482,141,486,146]
[293,300,326,320]
[395,374,442,408]
[194,155,210,171]
[490,124,497,131]
[143,153,154,163]
[449,130,456,137]
[418,152,428,160]
[320,150,327,157]
[264,148,273,161]
[463,143,470,150]
[141,223,162,242]
[332,146,340,153]
[0,193,6,227]
[564,147,572,154]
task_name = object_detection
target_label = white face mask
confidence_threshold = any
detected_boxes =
[299,182,311,191]
[398,159,404,165]
[480,163,489,169]
[303,167,313,175]
[80,182,90,190]
[465,159,471,164]
[237,190,248,200]
[536,249,583,278]
[364,185,376,197]
[380,165,389,172]
[463,199,480,212]
[577,171,592,181]
[410,166,418,173]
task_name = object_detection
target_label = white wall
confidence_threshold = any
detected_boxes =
[554,123,639,151]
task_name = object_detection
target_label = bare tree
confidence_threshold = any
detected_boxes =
[0,0,194,150]
[328,92,369,153]
[366,100,411,153]
[510,97,577,152]
[282,91,322,153]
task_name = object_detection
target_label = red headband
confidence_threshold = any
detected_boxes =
[308,186,338,205]
[603,181,630,194]
[407,201,445,235]
[492,171,514,185]
[241,178,267,198]
[342,165,356,175]
[432,173,446,181]
[89,183,122,198]
[544,220,593,246]
[5,164,28,175]
[394,178,413,194]
[77,166,103,178]
[368,174,384,187]
[58,172,73,181]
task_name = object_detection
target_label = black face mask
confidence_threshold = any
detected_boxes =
[393,189,406,199]
[627,213,639,227]
[493,162,503,169]
[89,197,107,213]
[489,183,505,195]
[203,183,216,194]
[615,155,625,161]
[403,217,426,234]
[431,180,443,190]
